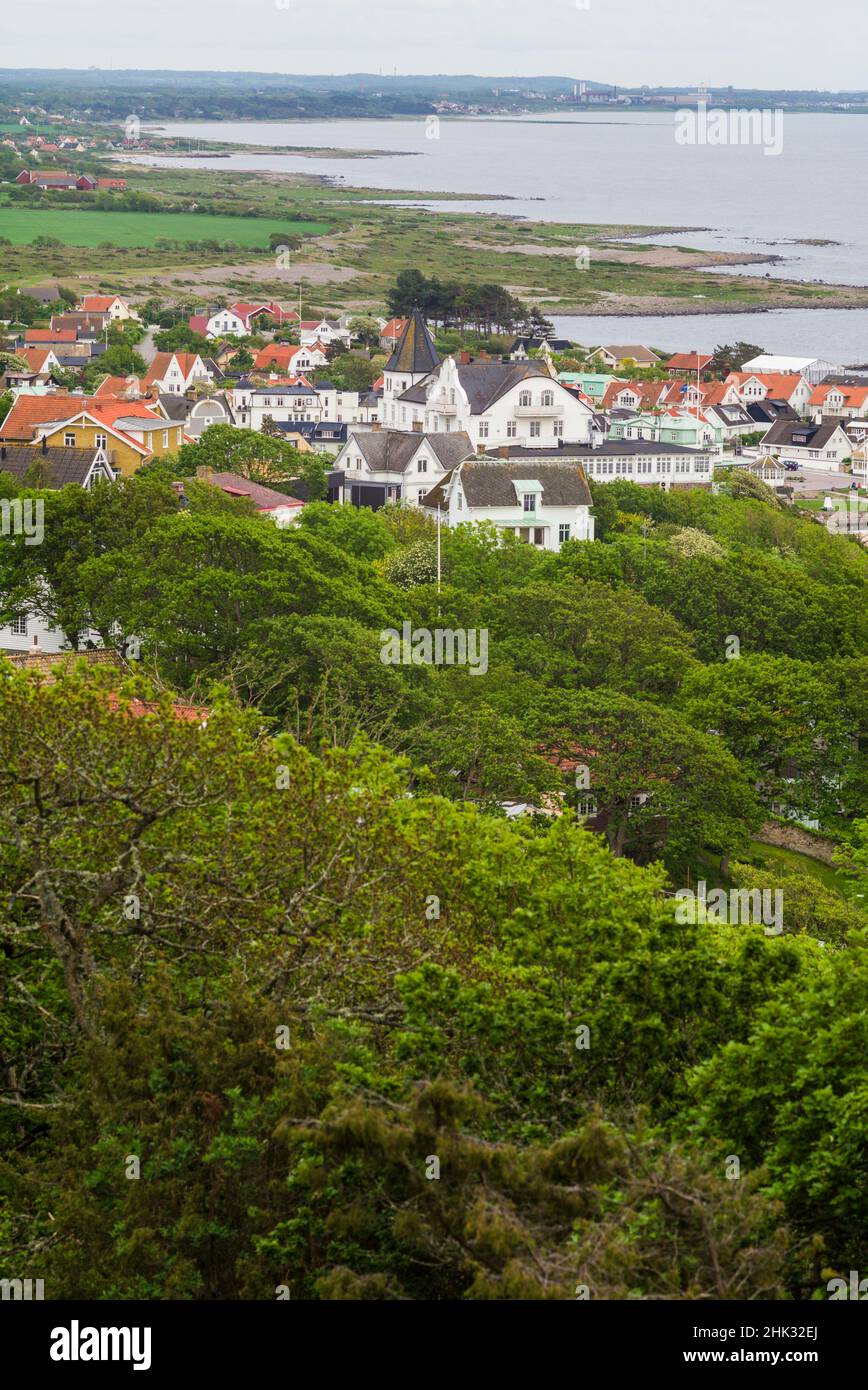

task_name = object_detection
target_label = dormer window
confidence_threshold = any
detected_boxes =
[523,493,535,512]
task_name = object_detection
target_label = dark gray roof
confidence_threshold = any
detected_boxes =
[424,459,592,510]
[384,310,441,376]
[19,286,62,303]
[762,417,845,448]
[481,438,710,459]
[157,393,190,421]
[510,337,573,353]
[0,444,107,487]
[746,400,799,425]
[400,359,562,415]
[349,429,473,474]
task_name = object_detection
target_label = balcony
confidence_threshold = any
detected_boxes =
[514,401,563,417]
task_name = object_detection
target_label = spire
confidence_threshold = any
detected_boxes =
[385,308,440,376]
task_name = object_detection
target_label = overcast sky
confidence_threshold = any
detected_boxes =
[3,0,866,91]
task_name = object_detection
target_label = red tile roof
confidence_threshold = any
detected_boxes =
[665,352,713,371]
[25,328,77,343]
[0,393,87,440]
[79,295,118,312]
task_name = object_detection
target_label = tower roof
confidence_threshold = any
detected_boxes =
[385,308,440,376]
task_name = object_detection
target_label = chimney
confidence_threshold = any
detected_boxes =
[458,350,472,366]
[371,421,382,432]
[498,445,510,459]
[411,420,423,433]
[41,436,47,454]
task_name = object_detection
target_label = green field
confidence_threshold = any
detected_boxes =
[0,206,329,248]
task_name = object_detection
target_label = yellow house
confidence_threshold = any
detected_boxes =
[34,405,187,476]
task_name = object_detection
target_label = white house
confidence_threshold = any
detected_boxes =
[197,301,296,339]
[486,439,714,488]
[330,428,474,508]
[383,311,595,450]
[142,352,212,396]
[762,416,853,471]
[78,294,139,322]
[808,383,868,421]
[724,372,812,413]
[231,376,377,431]
[299,318,351,348]
[422,458,595,551]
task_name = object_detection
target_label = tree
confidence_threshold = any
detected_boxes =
[710,342,764,375]
[317,354,377,392]
[230,345,254,371]
[171,424,310,483]
[347,315,381,349]
[540,688,763,869]
[153,323,211,356]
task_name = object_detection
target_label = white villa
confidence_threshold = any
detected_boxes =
[382,312,595,450]
[329,429,474,508]
[422,458,595,551]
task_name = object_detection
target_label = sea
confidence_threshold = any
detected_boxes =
[127,111,868,364]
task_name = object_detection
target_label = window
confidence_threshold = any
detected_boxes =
[523,493,536,512]
[64,432,76,447]
[530,421,541,438]
[177,429,183,444]
[163,430,169,448]
[95,433,107,449]
[576,797,597,820]
[507,420,517,438]
[541,390,554,407]
[417,458,428,473]
[518,390,532,407]
[553,420,563,438]
[558,523,571,544]
[10,614,27,636]
[658,459,671,474]
[676,459,690,473]
[479,420,489,438]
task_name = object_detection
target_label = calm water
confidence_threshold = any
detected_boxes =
[130,112,868,362]
[551,309,868,365]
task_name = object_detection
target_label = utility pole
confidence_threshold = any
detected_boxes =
[436,503,442,618]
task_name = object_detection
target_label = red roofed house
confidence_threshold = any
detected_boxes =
[665,352,714,377]
[252,344,308,373]
[808,382,868,421]
[78,294,138,322]
[199,302,298,339]
[192,468,305,526]
[24,328,77,345]
[724,372,812,413]
[1,347,61,386]
[142,351,212,396]
[379,318,408,351]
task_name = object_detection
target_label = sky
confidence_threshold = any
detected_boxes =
[3,0,867,92]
